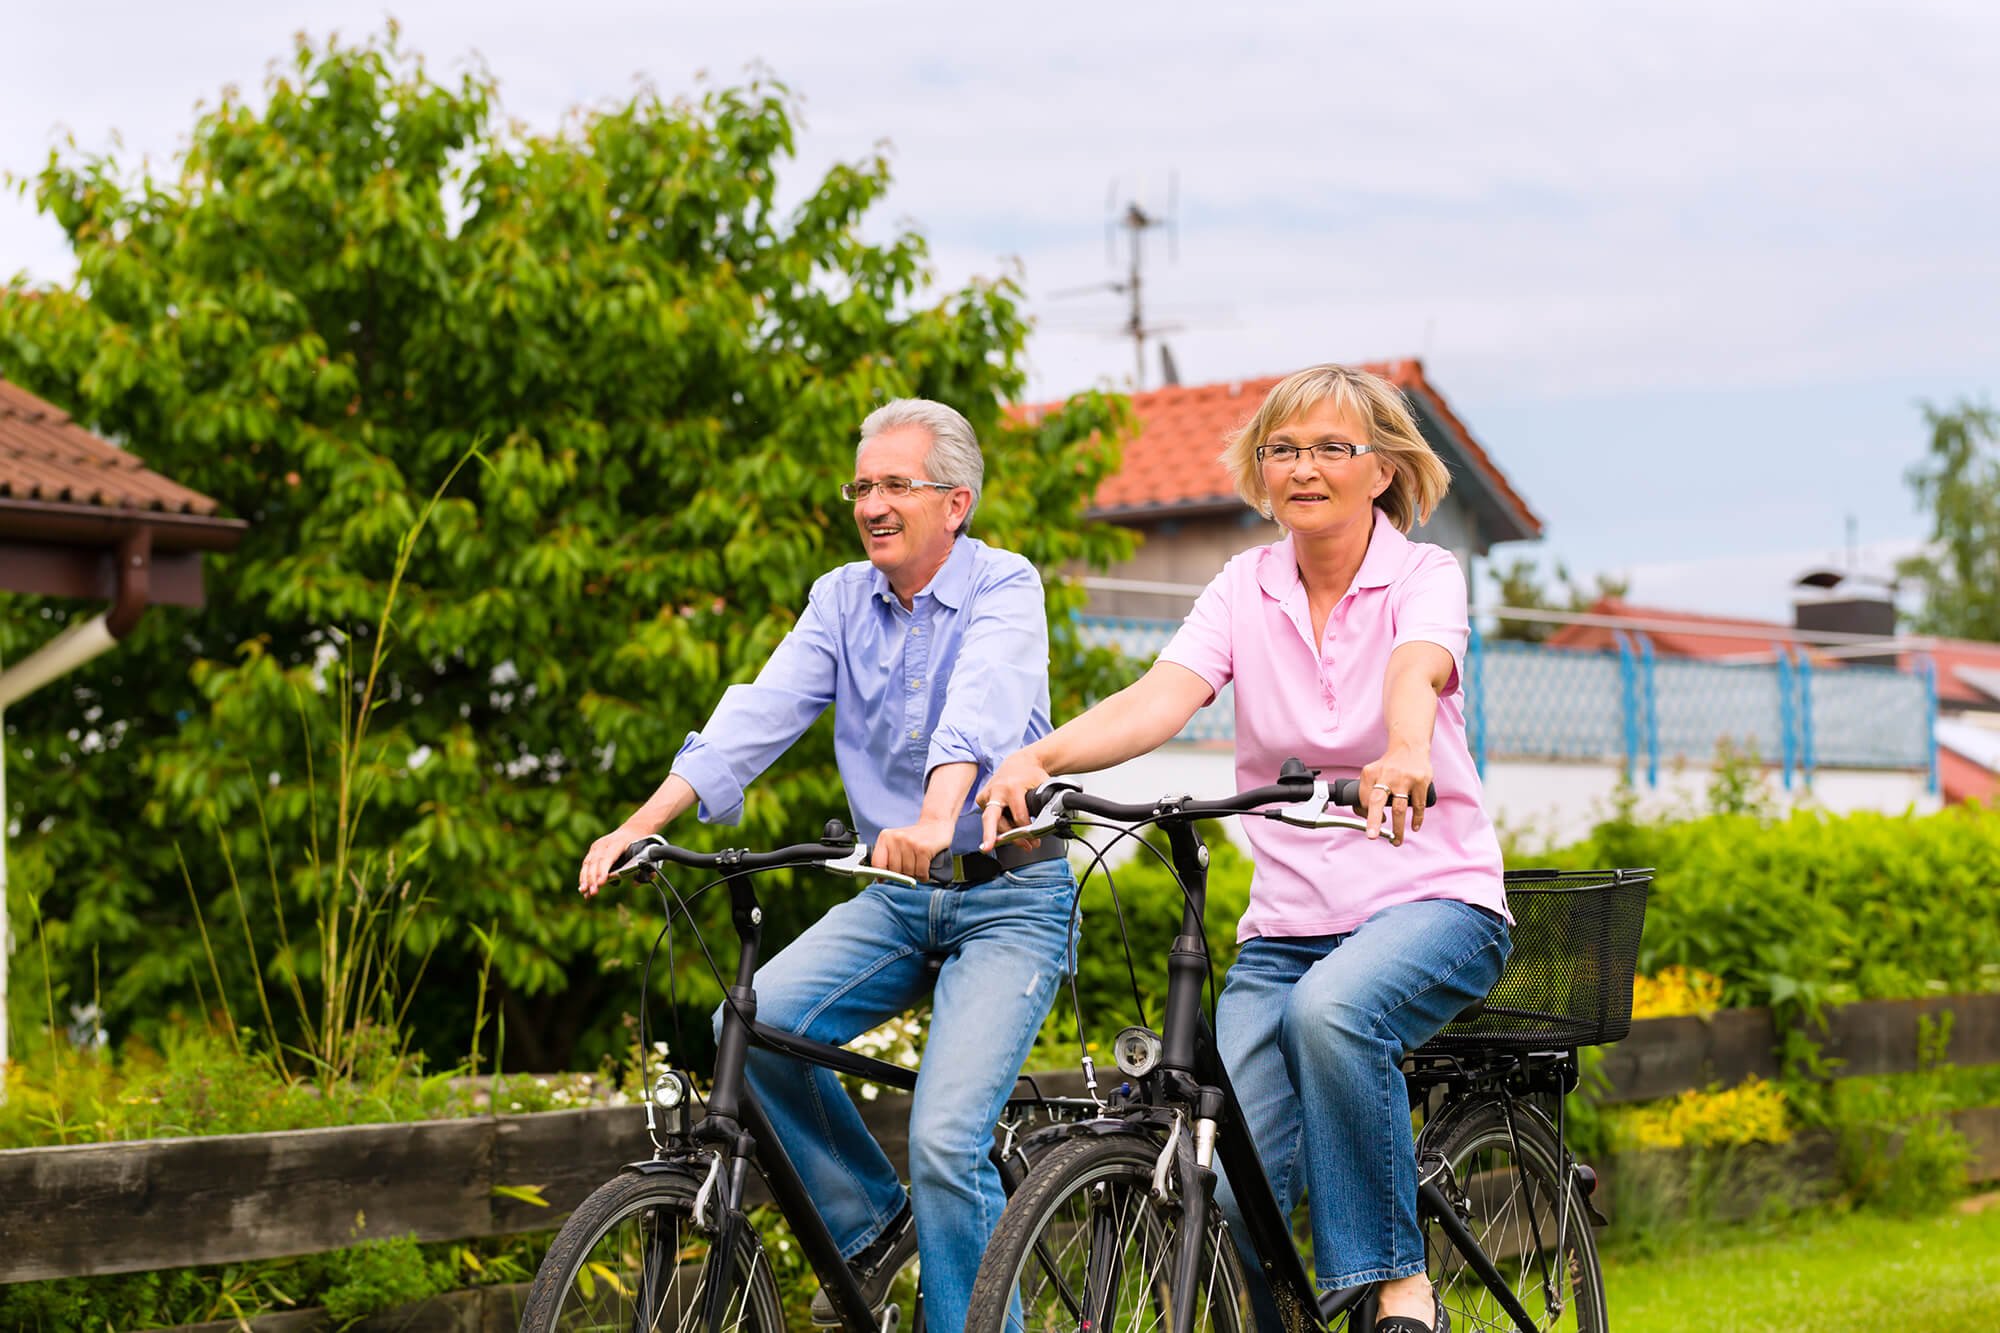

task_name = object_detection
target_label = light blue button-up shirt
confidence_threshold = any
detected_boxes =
[670,536,1055,853]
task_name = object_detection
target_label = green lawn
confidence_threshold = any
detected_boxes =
[1605,1203,2000,1332]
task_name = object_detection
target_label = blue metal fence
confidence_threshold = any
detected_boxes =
[1074,615,1937,785]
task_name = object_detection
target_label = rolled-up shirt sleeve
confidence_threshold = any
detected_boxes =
[927,559,1050,780]
[1156,568,1235,701]
[671,582,840,824]
[1390,548,1470,693]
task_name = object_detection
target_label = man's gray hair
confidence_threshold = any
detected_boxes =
[857,398,984,533]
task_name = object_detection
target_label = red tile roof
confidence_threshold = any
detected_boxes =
[1019,359,1541,536]
[0,375,225,517]
[1941,744,1999,805]
[1544,598,1842,661]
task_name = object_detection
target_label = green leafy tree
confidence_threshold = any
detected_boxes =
[1899,401,2000,641]
[0,28,1134,1070]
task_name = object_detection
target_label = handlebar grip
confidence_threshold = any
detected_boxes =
[607,836,663,878]
[1330,779,1438,811]
[929,851,956,884]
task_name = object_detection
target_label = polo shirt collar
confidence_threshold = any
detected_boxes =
[1255,507,1405,602]
[1354,508,1407,589]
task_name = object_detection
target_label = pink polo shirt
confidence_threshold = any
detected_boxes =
[1158,508,1507,942]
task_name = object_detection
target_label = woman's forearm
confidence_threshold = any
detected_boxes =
[1382,641,1453,754]
[1029,662,1214,776]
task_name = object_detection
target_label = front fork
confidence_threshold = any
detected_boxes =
[1157,1085,1227,1333]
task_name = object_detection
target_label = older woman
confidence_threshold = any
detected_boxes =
[979,364,1510,1333]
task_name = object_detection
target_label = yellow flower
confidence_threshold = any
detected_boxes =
[1631,966,1726,1020]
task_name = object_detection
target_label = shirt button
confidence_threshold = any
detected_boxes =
[908,728,921,740]
[911,627,923,635]
[909,678,923,689]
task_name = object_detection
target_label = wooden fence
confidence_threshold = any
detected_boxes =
[4,991,1998,1291]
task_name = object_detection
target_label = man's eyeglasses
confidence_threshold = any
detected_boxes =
[841,476,959,502]
[1256,442,1375,466]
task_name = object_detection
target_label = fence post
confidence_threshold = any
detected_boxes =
[1797,649,1816,790]
[1920,654,1939,795]
[1466,621,1487,777]
[1615,632,1638,786]
[1640,635,1659,788]
[1776,645,1796,791]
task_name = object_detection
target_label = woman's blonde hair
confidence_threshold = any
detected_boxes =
[1218,364,1450,533]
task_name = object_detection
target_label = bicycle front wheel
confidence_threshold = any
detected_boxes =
[1423,1098,1607,1333]
[967,1132,1249,1333]
[519,1168,785,1333]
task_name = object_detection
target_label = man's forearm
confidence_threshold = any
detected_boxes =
[624,773,700,834]
[920,762,979,825]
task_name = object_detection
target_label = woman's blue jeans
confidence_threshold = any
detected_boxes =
[712,859,1078,1333]
[1212,898,1510,1319]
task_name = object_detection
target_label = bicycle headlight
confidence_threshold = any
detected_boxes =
[652,1070,688,1110]
[1112,1025,1163,1079]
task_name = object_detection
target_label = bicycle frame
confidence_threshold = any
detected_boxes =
[1110,816,1548,1333]
[630,862,1090,1333]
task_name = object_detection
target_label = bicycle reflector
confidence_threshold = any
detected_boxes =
[1112,1026,1163,1078]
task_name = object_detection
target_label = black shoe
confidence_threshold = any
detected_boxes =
[809,1204,917,1327]
[1375,1285,1449,1333]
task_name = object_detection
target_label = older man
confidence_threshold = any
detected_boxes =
[579,398,1076,1329]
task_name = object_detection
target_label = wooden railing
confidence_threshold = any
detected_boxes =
[4,992,1998,1286]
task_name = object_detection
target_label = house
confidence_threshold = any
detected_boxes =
[0,372,247,1073]
[1026,359,1543,619]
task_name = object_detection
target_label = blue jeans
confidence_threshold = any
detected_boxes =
[715,859,1078,1332]
[1212,898,1510,1317]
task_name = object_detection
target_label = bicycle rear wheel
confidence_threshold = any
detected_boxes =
[519,1168,785,1333]
[966,1132,1249,1333]
[1422,1098,1607,1333]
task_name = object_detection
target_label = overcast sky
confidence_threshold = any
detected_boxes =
[6,2,1996,618]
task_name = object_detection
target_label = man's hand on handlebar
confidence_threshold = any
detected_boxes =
[579,823,663,897]
[1360,745,1434,845]
[977,751,1054,852]
[871,816,956,882]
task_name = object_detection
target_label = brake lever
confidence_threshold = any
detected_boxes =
[992,788,1072,847]
[823,842,920,887]
[1269,780,1372,834]
[607,834,671,880]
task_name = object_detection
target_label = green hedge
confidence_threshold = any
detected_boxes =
[1044,800,2000,1051]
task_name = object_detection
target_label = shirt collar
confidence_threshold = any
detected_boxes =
[869,535,977,610]
[1255,507,1406,601]
[1353,508,1408,589]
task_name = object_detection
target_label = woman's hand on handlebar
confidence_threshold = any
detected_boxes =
[1360,744,1433,845]
[977,750,1054,852]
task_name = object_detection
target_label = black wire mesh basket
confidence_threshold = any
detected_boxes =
[1427,868,1653,1050]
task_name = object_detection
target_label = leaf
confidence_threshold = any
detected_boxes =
[491,1182,551,1208]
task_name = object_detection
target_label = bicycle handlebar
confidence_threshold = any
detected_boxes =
[608,825,956,887]
[1006,756,1437,841]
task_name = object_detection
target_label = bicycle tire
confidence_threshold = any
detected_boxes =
[966,1132,1250,1333]
[518,1168,785,1333]
[1422,1097,1608,1333]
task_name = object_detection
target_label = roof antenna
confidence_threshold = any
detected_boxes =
[1050,174,1181,391]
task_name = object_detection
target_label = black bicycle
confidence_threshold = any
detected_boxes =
[963,759,1650,1333]
[518,823,1096,1332]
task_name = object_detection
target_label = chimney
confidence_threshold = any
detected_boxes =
[1793,568,1898,667]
